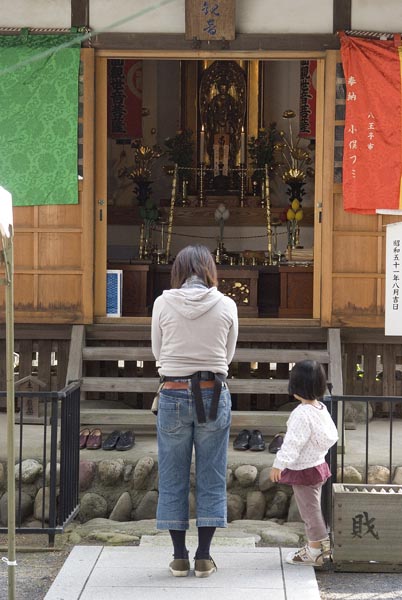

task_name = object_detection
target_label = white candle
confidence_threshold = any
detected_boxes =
[200,125,205,163]
[240,126,245,164]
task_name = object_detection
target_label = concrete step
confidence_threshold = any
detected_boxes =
[44,545,321,600]
[140,533,257,547]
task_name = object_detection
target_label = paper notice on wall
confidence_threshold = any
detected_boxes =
[385,221,402,335]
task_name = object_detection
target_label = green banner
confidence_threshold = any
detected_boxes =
[0,32,81,206]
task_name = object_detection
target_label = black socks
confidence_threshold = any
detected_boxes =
[169,529,188,559]
[195,526,216,559]
[169,526,216,559]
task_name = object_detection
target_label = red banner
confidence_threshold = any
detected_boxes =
[107,59,142,140]
[340,32,402,214]
[299,60,316,139]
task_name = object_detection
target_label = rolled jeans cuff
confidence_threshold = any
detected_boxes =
[196,517,227,528]
[157,519,189,531]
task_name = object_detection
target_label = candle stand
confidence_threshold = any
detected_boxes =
[198,163,206,207]
[239,164,247,207]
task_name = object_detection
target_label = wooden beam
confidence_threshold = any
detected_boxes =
[81,376,290,394]
[94,56,108,318]
[321,50,338,326]
[333,0,351,34]
[0,325,72,339]
[66,325,85,384]
[82,345,330,364]
[92,32,340,53]
[328,328,343,395]
[71,0,89,28]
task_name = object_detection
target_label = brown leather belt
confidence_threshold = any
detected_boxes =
[162,381,215,390]
[161,372,227,422]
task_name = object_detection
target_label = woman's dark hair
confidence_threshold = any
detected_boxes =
[170,244,218,289]
[288,360,327,400]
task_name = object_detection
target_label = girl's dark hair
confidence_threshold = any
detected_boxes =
[170,244,218,289]
[288,360,327,400]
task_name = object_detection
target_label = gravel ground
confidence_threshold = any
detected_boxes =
[1,533,402,600]
[316,570,402,600]
[0,534,72,600]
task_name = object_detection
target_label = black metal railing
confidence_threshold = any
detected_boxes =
[0,382,80,545]
[322,394,402,529]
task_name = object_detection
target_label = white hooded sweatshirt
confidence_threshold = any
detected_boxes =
[151,285,238,377]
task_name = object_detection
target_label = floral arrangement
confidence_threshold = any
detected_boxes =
[120,139,163,221]
[164,129,194,169]
[123,139,164,184]
[248,122,278,176]
[274,110,314,246]
[274,110,314,189]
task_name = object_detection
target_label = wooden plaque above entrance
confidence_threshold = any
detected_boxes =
[185,0,235,41]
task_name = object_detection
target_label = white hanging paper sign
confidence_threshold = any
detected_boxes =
[385,221,402,335]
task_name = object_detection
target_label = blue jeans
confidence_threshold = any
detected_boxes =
[156,384,232,530]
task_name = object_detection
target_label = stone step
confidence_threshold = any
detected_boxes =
[140,533,257,548]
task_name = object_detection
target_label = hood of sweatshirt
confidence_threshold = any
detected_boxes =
[161,286,224,320]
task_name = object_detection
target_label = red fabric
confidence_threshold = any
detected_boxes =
[108,59,142,139]
[279,462,331,486]
[340,32,402,214]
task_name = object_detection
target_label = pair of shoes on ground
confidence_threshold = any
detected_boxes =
[102,430,135,451]
[268,432,285,454]
[233,429,266,451]
[80,428,102,449]
[169,556,217,578]
[286,539,331,567]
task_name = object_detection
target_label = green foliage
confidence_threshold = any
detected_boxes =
[248,122,278,171]
[139,197,159,223]
[164,129,194,168]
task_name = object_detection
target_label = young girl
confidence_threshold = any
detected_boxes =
[270,359,338,566]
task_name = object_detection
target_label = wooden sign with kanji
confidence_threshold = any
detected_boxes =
[185,0,235,41]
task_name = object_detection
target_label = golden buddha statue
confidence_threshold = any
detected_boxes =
[199,61,246,174]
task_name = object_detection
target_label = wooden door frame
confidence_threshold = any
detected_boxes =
[94,49,327,321]
[94,56,108,318]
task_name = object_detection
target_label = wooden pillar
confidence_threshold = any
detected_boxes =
[333,0,351,33]
[71,0,89,28]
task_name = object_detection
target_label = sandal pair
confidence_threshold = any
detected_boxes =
[80,428,102,449]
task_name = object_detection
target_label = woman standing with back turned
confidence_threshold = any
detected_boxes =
[270,360,338,566]
[151,245,238,578]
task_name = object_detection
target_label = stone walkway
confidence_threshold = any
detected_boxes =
[44,534,321,600]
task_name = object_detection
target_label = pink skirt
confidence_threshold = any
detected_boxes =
[279,462,331,486]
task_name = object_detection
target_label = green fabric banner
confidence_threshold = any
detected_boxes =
[0,32,81,206]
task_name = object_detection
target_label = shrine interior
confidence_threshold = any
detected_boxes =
[106,58,317,319]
